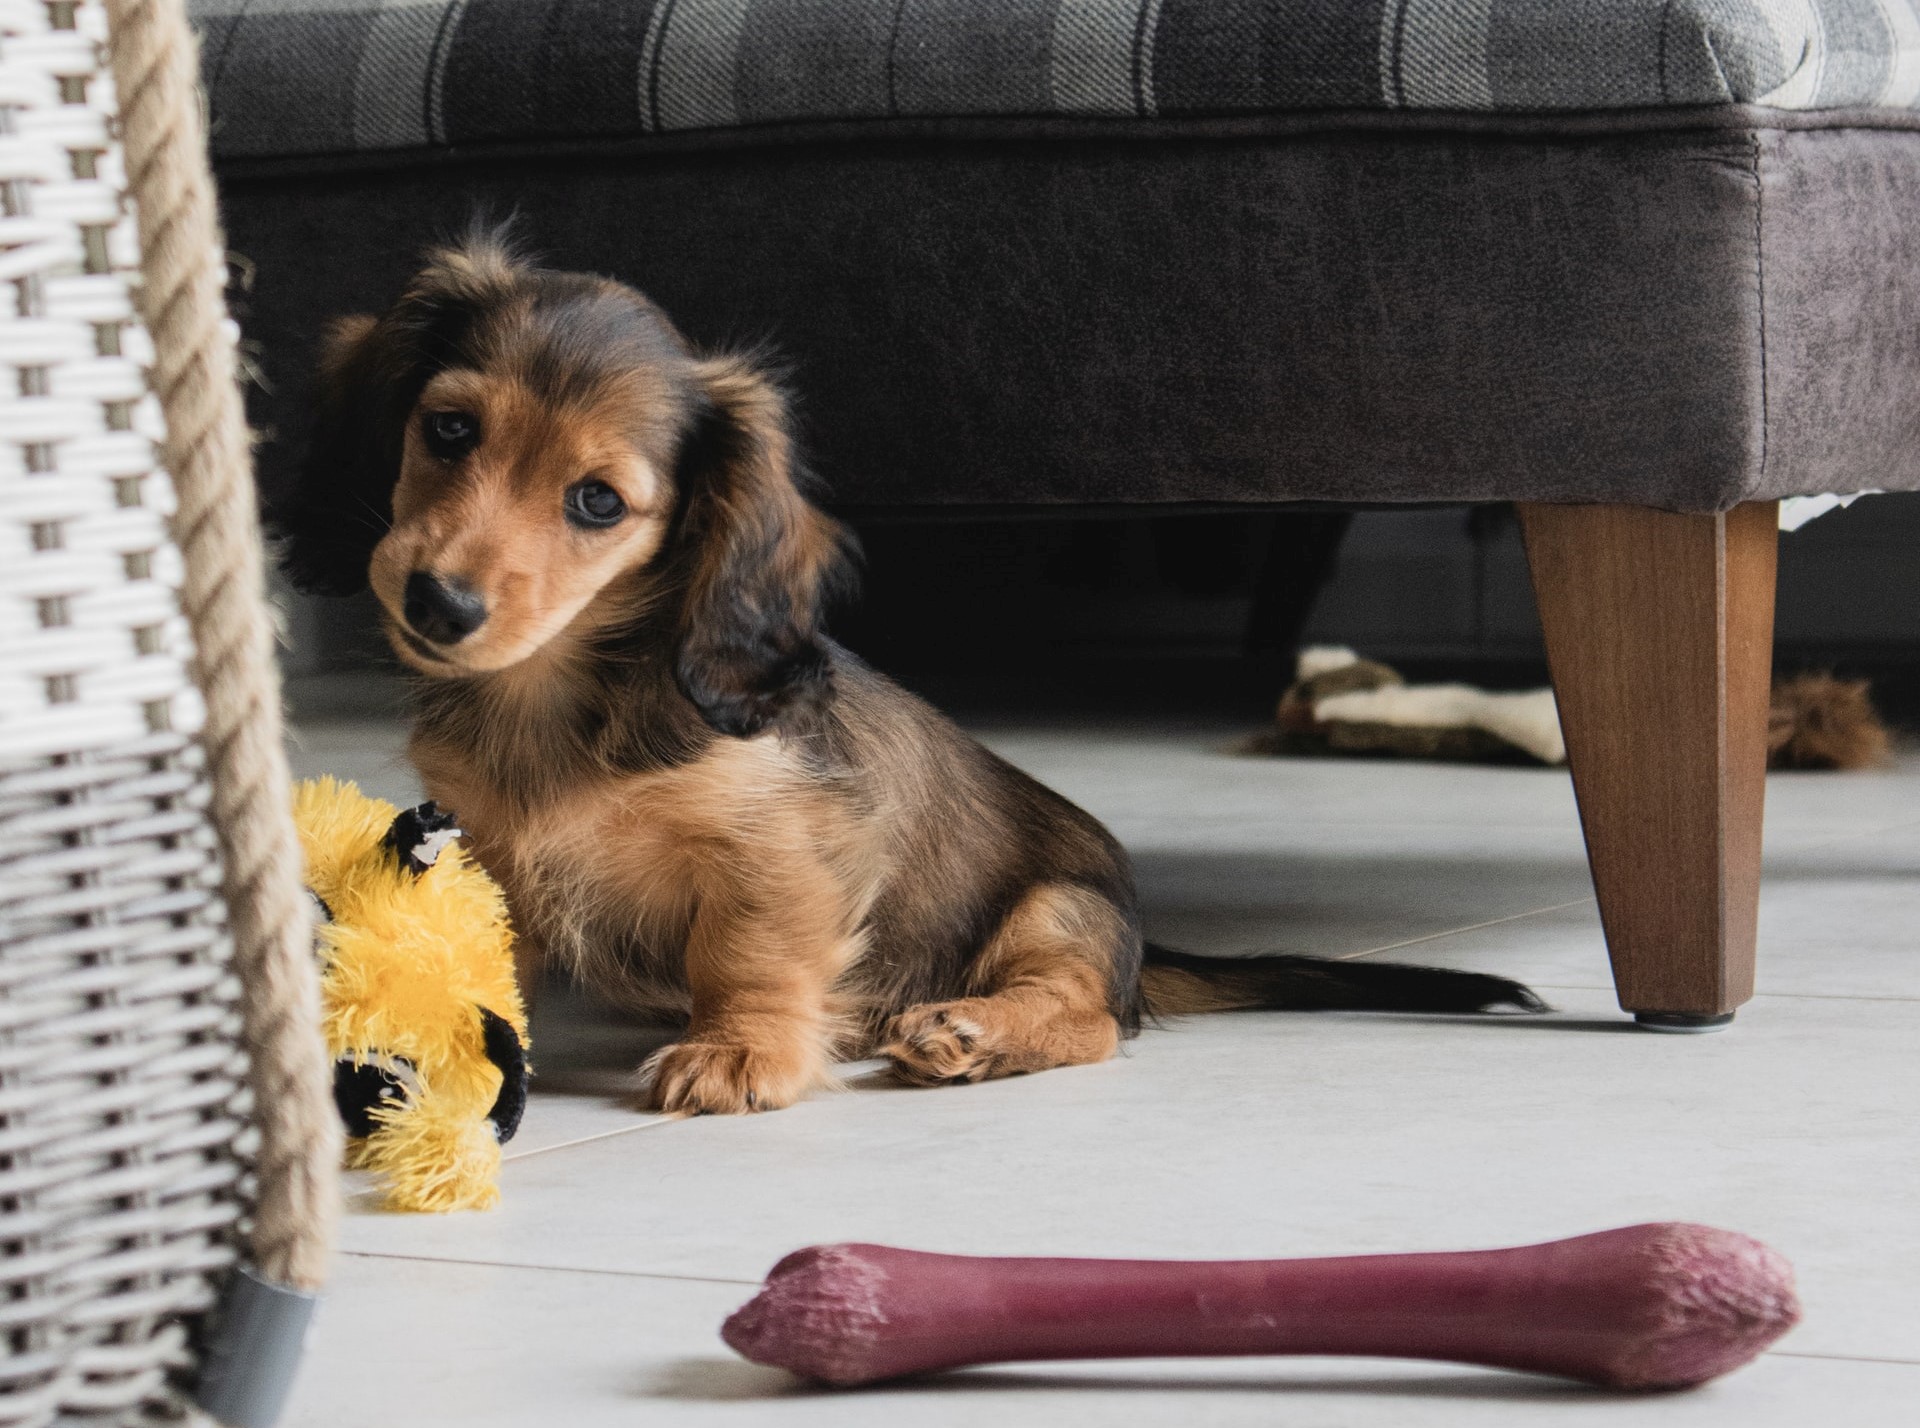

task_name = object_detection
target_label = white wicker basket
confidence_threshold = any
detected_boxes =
[0,2,253,1422]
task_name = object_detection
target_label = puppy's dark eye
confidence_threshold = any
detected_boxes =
[423,410,479,459]
[565,480,626,529]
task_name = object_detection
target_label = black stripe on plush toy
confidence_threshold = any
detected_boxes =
[333,1055,416,1139]
[383,801,462,875]
[478,1006,528,1144]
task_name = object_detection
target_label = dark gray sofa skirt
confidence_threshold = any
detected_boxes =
[218,110,1920,515]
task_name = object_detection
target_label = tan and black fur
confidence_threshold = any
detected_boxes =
[277,233,1542,1115]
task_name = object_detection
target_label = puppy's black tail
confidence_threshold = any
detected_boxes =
[1139,944,1547,1020]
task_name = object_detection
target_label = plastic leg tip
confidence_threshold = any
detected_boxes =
[193,1265,320,1428]
[1634,1011,1736,1034]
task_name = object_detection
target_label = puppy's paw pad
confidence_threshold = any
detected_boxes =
[640,1040,809,1115]
[880,1003,994,1086]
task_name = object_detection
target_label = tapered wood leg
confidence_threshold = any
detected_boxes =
[1243,510,1354,675]
[1518,502,1777,1024]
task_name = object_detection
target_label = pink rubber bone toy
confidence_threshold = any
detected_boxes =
[723,1222,1798,1390]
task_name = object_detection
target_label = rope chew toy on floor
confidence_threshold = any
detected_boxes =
[722,1223,1798,1390]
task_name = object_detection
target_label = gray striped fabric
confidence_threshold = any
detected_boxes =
[191,0,1920,159]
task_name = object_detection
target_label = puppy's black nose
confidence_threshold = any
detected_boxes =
[403,571,488,645]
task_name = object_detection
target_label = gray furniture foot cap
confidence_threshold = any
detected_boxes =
[193,1264,320,1428]
[1634,1011,1737,1033]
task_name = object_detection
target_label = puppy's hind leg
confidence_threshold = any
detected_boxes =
[880,884,1126,1086]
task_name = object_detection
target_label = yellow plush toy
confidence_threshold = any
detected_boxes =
[293,778,529,1212]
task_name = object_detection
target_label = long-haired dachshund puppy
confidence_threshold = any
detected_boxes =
[277,235,1543,1115]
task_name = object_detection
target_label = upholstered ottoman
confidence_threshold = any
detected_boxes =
[191,0,1920,1028]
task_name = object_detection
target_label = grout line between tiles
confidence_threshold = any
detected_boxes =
[1772,1349,1920,1368]
[330,1256,1920,1369]
[503,1114,678,1163]
[1507,980,1920,1006]
[1747,989,1920,1004]
[1334,899,1594,961]
[339,1248,759,1288]
[1331,902,1920,1007]
[1768,808,1920,853]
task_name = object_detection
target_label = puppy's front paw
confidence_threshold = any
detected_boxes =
[641,1037,816,1114]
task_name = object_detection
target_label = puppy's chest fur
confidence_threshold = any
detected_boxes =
[406,649,875,1017]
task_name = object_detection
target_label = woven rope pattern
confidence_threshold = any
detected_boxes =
[1,1,250,1421]
[104,0,339,1295]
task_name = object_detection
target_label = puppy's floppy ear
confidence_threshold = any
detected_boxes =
[270,234,526,595]
[671,356,855,737]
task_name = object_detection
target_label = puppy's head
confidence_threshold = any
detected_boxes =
[277,235,852,736]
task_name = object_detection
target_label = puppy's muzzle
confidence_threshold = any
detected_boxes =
[404,570,488,646]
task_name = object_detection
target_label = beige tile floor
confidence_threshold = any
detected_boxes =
[284,711,1920,1426]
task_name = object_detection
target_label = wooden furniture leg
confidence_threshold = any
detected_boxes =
[1243,510,1355,677]
[1517,502,1777,1030]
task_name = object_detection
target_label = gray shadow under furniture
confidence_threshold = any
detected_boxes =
[192,0,1920,1029]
